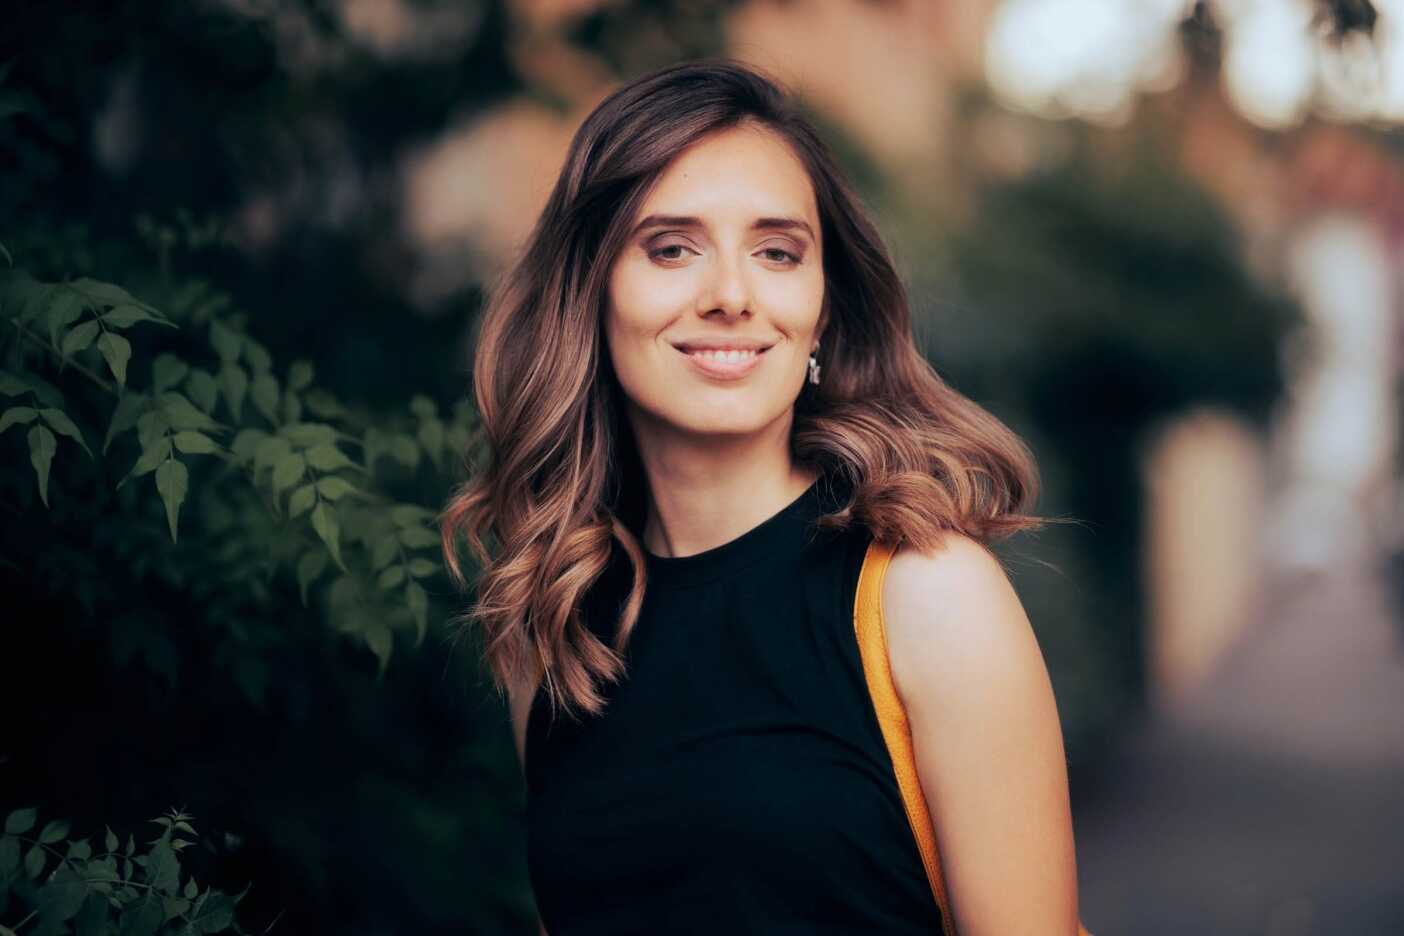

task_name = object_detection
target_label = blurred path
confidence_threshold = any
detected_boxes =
[1074,563,1404,935]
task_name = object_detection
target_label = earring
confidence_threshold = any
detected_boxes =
[807,348,821,386]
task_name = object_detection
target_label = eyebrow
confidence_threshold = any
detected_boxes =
[631,214,817,242]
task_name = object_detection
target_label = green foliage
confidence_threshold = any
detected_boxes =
[0,807,249,935]
[0,249,475,679]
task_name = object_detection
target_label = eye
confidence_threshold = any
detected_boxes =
[759,246,801,265]
[647,242,696,263]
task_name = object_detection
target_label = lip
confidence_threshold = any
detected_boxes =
[673,343,769,380]
[670,338,776,352]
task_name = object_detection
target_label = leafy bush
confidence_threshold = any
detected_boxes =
[1,807,244,936]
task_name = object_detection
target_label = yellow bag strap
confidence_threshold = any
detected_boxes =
[853,537,1093,936]
[853,536,959,936]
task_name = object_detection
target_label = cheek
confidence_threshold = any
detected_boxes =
[761,269,825,336]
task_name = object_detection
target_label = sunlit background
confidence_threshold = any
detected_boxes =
[3,1,1402,933]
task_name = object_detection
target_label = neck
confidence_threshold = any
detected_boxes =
[628,408,818,559]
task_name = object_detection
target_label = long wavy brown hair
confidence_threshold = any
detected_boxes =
[440,57,1045,723]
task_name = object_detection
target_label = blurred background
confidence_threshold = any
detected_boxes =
[2,1,1402,933]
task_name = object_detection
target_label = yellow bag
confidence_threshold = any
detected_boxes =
[853,537,1094,936]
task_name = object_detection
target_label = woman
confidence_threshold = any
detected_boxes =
[442,58,1083,935]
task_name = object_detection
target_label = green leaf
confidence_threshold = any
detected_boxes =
[296,550,329,606]
[305,442,355,472]
[243,337,272,372]
[183,877,198,899]
[409,394,437,419]
[371,536,398,571]
[378,565,405,589]
[24,843,44,878]
[310,502,344,571]
[46,289,85,349]
[19,375,64,409]
[173,431,219,455]
[69,277,139,308]
[61,319,100,355]
[39,407,93,457]
[417,418,445,468]
[407,558,439,578]
[121,895,163,936]
[0,405,37,435]
[389,434,420,470]
[218,362,248,421]
[152,353,189,393]
[101,304,161,328]
[304,388,345,419]
[4,807,36,835]
[364,624,393,676]
[136,409,169,450]
[119,437,171,488]
[406,581,428,646]
[28,423,56,507]
[315,476,357,501]
[0,240,9,266]
[39,818,70,843]
[155,458,189,542]
[250,372,279,424]
[96,332,132,386]
[209,320,241,362]
[287,482,317,519]
[280,422,336,447]
[73,892,108,936]
[390,504,434,527]
[0,368,33,396]
[287,359,314,391]
[229,428,267,465]
[271,453,306,497]
[105,826,118,853]
[6,276,52,325]
[185,368,219,414]
[252,434,291,474]
[191,892,237,931]
[39,876,89,923]
[66,838,92,860]
[156,391,218,430]
[281,389,302,424]
[104,393,146,454]
[398,527,439,549]
[0,835,17,875]
[146,840,180,894]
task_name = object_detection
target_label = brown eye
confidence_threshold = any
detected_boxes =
[653,245,685,260]
[761,247,800,264]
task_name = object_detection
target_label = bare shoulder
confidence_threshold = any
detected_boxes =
[881,531,1036,706]
[879,531,1081,933]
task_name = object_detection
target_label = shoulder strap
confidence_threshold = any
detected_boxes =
[853,537,1095,936]
[853,536,959,936]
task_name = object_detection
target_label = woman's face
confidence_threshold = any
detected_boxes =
[604,123,826,442]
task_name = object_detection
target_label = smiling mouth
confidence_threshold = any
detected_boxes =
[671,343,771,380]
[676,346,768,362]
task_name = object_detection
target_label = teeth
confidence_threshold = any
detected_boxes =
[688,348,758,363]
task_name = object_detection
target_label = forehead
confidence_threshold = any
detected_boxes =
[637,124,819,224]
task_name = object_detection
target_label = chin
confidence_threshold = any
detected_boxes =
[673,405,781,439]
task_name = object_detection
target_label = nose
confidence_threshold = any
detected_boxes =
[701,252,750,320]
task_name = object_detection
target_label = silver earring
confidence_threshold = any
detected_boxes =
[807,349,821,386]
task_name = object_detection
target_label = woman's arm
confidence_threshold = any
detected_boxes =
[882,533,1081,936]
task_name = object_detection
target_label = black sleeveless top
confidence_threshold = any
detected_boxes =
[524,476,943,933]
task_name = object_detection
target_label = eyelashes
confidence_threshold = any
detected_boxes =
[646,243,803,265]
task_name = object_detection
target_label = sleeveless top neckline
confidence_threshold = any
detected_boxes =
[524,470,944,933]
[641,479,824,589]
